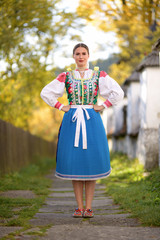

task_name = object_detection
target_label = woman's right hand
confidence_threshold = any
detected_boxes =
[61,105,71,112]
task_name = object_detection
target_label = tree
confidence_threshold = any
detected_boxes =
[0,0,81,139]
[77,0,160,83]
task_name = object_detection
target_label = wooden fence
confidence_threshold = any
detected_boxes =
[0,118,56,175]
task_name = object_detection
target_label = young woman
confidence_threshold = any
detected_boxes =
[40,43,124,218]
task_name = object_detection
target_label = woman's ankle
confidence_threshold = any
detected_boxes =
[85,207,92,210]
[78,206,84,210]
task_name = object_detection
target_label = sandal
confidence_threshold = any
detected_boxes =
[72,208,84,218]
[83,208,94,218]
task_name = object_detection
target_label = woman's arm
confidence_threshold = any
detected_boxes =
[98,71,124,111]
[40,72,66,111]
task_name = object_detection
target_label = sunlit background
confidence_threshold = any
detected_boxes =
[0,0,160,141]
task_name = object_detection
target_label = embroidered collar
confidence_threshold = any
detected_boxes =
[75,69,89,71]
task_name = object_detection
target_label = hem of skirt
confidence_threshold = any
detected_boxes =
[55,169,111,180]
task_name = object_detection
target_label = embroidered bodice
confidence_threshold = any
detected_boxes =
[65,69,99,105]
[40,68,124,110]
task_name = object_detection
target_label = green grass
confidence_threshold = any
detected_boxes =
[0,157,56,228]
[100,152,160,226]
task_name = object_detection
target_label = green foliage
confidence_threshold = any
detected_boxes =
[77,0,160,83]
[0,0,80,60]
[0,0,53,57]
[0,157,56,193]
[0,0,81,137]
[101,153,160,226]
[0,157,55,227]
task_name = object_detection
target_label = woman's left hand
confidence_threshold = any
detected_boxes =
[61,105,71,112]
[93,105,105,112]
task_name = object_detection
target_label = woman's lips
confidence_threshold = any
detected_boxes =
[79,60,83,62]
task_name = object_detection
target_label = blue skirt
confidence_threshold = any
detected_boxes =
[55,108,111,180]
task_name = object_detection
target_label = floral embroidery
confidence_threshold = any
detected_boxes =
[99,71,108,78]
[94,66,99,71]
[65,69,100,105]
[67,67,72,72]
[56,72,66,83]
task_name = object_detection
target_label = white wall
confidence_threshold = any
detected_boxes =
[137,67,160,169]
[146,67,160,128]
[127,82,140,135]
[140,67,160,129]
[139,70,147,128]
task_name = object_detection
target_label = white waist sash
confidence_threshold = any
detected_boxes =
[71,105,93,149]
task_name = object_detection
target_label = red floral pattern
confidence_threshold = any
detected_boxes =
[68,87,73,94]
[99,71,108,78]
[57,72,66,83]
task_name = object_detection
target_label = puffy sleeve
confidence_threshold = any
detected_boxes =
[40,72,66,110]
[99,71,124,109]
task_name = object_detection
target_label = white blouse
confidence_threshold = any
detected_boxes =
[40,69,124,110]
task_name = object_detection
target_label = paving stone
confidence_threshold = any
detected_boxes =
[45,198,114,207]
[95,185,106,190]
[94,190,106,194]
[45,199,77,206]
[49,192,75,197]
[15,235,37,240]
[30,213,83,226]
[94,209,123,215]
[92,198,114,207]
[40,224,160,240]
[89,214,140,227]
[38,205,75,213]
[49,188,73,192]
[93,204,121,210]
[47,196,76,201]
[0,226,22,238]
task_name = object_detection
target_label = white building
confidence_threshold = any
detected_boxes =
[123,70,140,159]
[105,38,160,170]
[136,45,160,169]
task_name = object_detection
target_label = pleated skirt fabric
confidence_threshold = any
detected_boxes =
[55,108,111,180]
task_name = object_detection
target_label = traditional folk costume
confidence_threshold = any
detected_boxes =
[40,67,124,180]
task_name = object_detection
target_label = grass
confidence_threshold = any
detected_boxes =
[100,152,160,226]
[0,156,56,230]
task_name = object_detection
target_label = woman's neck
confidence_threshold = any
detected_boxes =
[77,66,87,71]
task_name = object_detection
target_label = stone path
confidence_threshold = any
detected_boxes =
[2,171,160,239]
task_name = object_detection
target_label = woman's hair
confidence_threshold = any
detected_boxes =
[73,43,89,55]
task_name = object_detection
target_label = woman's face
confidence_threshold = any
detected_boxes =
[73,47,89,69]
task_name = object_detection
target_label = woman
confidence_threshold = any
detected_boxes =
[40,43,124,218]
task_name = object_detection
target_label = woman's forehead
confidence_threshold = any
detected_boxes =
[74,47,88,53]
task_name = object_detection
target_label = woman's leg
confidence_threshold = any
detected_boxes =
[72,180,84,209]
[85,180,96,209]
